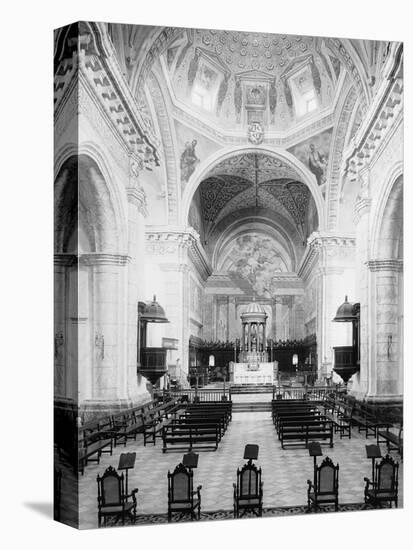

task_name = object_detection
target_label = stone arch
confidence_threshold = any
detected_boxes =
[54,144,127,253]
[146,69,180,224]
[326,77,358,230]
[181,145,326,231]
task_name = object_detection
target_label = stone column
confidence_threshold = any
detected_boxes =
[54,254,78,401]
[79,253,131,419]
[262,322,266,350]
[228,296,236,341]
[126,179,150,405]
[350,196,372,397]
[301,232,356,382]
[366,259,403,399]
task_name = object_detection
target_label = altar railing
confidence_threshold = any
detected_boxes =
[158,384,344,403]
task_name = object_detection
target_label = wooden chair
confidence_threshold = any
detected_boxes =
[233,461,263,518]
[167,463,202,522]
[96,466,138,527]
[307,456,339,512]
[364,455,399,508]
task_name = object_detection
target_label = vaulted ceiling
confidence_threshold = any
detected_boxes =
[195,153,317,247]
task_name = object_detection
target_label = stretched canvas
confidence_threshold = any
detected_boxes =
[54,21,403,528]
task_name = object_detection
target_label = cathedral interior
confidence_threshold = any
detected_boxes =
[54,22,404,528]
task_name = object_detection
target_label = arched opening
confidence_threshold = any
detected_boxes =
[54,154,123,403]
[186,149,319,368]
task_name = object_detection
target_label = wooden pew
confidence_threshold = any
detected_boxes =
[279,419,334,449]
[162,423,220,452]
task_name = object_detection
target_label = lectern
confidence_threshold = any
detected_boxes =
[244,444,259,464]
[183,451,199,471]
[365,444,382,480]
[118,452,136,496]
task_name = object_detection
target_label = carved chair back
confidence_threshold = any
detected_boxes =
[315,457,339,496]
[374,455,399,494]
[237,462,262,499]
[168,463,193,504]
[97,466,125,507]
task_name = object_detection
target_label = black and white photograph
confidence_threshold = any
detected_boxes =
[52,19,404,529]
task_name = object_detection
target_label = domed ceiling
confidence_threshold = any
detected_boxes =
[163,28,341,132]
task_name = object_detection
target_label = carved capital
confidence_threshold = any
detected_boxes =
[366,259,403,272]
[298,232,356,280]
[79,253,131,266]
[54,253,78,266]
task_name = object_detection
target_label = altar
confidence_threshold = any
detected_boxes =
[232,361,278,385]
[229,300,278,385]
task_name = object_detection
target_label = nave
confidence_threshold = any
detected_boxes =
[55,394,403,528]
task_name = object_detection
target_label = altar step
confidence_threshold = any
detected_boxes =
[232,401,272,413]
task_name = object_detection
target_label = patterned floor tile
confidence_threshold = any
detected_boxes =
[73,411,403,529]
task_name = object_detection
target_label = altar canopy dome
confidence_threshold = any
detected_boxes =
[241,300,268,324]
[245,301,266,315]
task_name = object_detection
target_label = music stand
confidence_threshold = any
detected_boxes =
[183,451,199,472]
[118,452,136,496]
[308,441,323,485]
[244,444,259,464]
[365,444,382,480]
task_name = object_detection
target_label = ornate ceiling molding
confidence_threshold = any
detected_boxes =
[54,22,160,173]
[325,37,370,113]
[199,175,251,222]
[342,43,403,180]
[171,102,335,147]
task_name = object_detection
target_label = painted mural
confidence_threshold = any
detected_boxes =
[287,128,333,186]
[228,233,288,298]
[174,120,221,190]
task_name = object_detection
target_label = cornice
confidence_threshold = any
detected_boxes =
[145,226,212,280]
[298,231,356,280]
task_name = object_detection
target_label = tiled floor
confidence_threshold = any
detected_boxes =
[77,411,403,529]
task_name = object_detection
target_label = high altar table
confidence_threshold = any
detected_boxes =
[232,361,278,384]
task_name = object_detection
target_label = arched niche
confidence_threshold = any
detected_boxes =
[54,154,123,254]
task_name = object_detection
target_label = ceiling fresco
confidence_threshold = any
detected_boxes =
[223,233,291,298]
